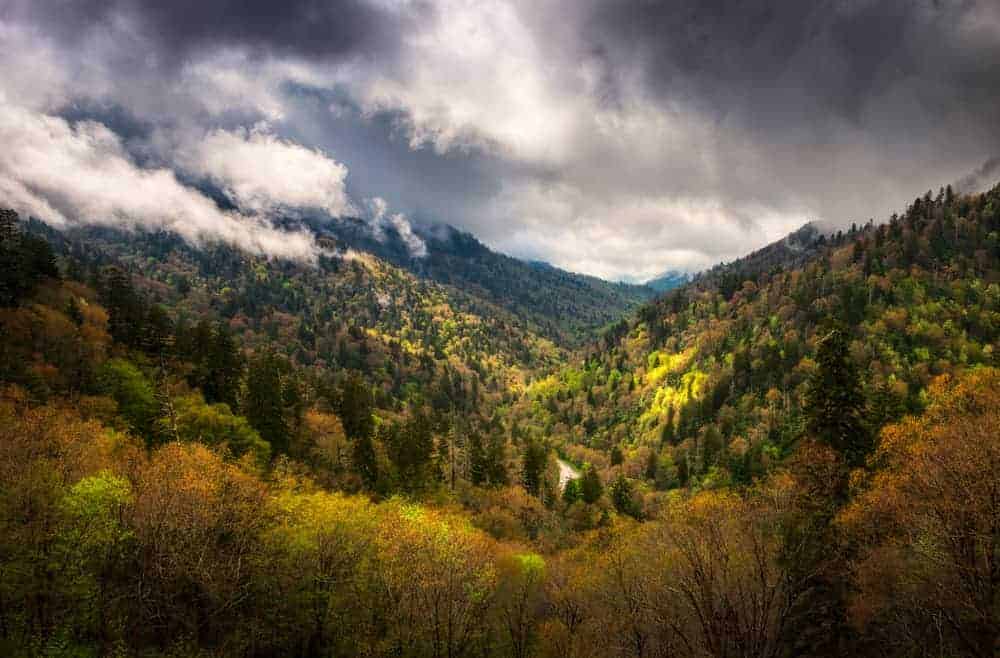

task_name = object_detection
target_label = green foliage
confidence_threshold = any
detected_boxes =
[805,328,869,467]
[164,392,270,464]
[521,440,548,497]
[384,408,436,491]
[579,465,603,504]
[513,184,1000,491]
[96,359,157,438]
[0,209,59,307]
[243,349,296,455]
[562,478,581,504]
[609,473,639,518]
[2,181,1000,656]
[338,372,375,444]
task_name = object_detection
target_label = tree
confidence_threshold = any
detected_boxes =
[302,409,349,474]
[497,552,546,658]
[203,323,243,409]
[579,465,603,504]
[162,392,270,464]
[610,444,623,466]
[338,372,374,443]
[562,478,581,505]
[0,209,59,307]
[804,328,869,467]
[645,487,810,658]
[386,408,436,491]
[469,429,487,486]
[609,473,638,518]
[521,440,548,497]
[660,405,676,445]
[96,358,158,438]
[244,350,290,455]
[98,266,144,348]
[842,369,1000,657]
[352,430,378,490]
[485,433,509,486]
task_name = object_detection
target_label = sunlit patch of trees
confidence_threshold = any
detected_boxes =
[512,183,1000,514]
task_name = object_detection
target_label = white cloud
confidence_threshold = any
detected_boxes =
[365,197,427,257]
[489,180,809,280]
[353,0,582,164]
[170,123,354,217]
[0,104,319,260]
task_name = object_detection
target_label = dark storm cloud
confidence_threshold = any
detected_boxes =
[580,0,1000,141]
[276,83,556,234]
[5,0,427,63]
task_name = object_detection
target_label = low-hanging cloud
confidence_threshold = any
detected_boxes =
[169,123,355,218]
[365,197,427,258]
[0,104,319,260]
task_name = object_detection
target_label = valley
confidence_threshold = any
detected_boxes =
[1,181,999,656]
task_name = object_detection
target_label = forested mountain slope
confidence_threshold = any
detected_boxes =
[311,217,655,346]
[515,184,1000,497]
[2,183,1000,658]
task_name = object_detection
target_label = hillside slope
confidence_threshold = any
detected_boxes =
[515,184,1000,492]
[312,217,655,346]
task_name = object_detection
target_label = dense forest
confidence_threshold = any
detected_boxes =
[1,181,999,657]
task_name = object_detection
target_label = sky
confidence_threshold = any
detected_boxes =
[1,0,999,281]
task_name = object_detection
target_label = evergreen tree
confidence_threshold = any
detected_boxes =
[805,328,870,467]
[468,430,487,486]
[387,409,436,490]
[521,440,548,496]
[99,266,144,347]
[579,465,603,504]
[352,431,378,490]
[865,380,905,439]
[1,209,59,307]
[485,433,509,486]
[339,373,375,444]
[609,474,638,518]
[244,350,289,455]
[204,323,243,409]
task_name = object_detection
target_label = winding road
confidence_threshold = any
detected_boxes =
[557,458,580,490]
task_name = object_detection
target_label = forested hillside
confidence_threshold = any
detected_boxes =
[515,184,998,494]
[311,217,655,345]
[1,182,999,657]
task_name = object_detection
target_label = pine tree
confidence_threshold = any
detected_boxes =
[244,350,289,455]
[387,409,435,490]
[485,433,509,486]
[609,474,638,518]
[468,430,487,486]
[204,323,243,409]
[339,373,375,444]
[352,431,378,490]
[579,465,603,504]
[521,440,548,497]
[805,328,870,467]
[338,373,379,488]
